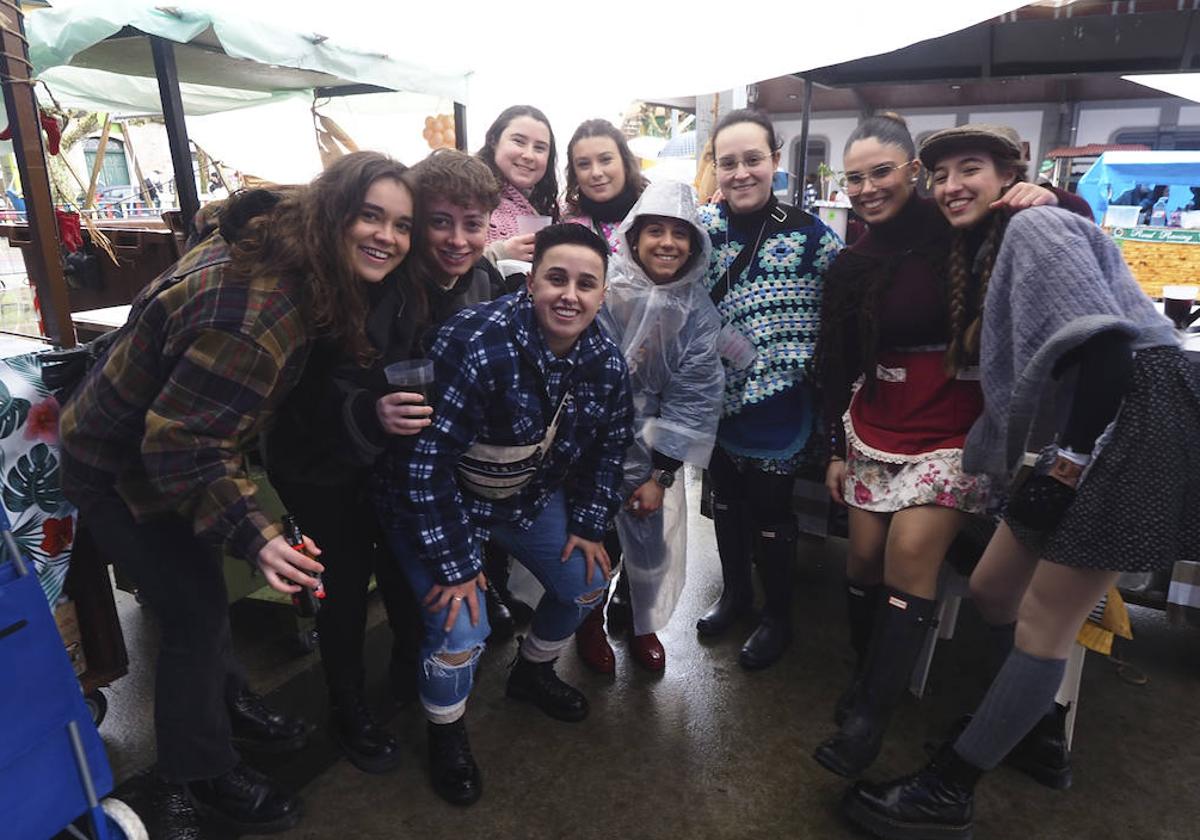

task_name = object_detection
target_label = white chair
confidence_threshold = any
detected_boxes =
[909,564,1087,749]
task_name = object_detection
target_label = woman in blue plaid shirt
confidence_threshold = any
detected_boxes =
[373,223,634,806]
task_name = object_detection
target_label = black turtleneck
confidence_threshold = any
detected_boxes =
[579,181,640,224]
[726,194,778,235]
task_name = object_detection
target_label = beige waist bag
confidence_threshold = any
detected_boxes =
[456,393,572,500]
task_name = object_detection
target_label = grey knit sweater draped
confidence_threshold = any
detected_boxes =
[962,206,1179,480]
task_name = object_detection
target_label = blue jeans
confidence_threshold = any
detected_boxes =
[388,490,609,719]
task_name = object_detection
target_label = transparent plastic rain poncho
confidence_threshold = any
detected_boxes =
[598,180,725,635]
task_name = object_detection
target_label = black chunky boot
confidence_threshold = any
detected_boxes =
[485,541,533,628]
[227,687,311,754]
[835,582,882,725]
[427,718,482,806]
[329,690,402,774]
[696,498,754,637]
[506,653,589,722]
[1004,702,1073,790]
[815,588,937,778]
[843,745,981,840]
[738,524,797,670]
[186,762,301,834]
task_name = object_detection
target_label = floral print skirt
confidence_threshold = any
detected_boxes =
[843,443,992,515]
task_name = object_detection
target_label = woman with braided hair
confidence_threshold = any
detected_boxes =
[813,114,1090,781]
[841,124,1200,840]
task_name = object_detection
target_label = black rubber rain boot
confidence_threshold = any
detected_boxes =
[843,744,981,840]
[814,587,937,778]
[696,498,754,637]
[835,582,883,725]
[737,523,797,670]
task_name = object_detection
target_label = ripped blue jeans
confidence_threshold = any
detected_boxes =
[389,490,609,721]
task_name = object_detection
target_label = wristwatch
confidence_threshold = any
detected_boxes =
[651,468,676,488]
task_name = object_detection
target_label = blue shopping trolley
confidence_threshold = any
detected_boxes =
[0,510,145,839]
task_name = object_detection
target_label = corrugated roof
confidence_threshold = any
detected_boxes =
[1046,143,1151,158]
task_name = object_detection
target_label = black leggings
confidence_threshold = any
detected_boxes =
[270,475,420,696]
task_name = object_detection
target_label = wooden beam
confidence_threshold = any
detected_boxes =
[454,101,467,153]
[150,36,199,233]
[119,122,150,205]
[83,115,111,209]
[0,0,75,347]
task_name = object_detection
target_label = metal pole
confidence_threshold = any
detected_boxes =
[794,77,813,208]
[453,101,467,152]
[150,36,200,233]
[0,0,75,347]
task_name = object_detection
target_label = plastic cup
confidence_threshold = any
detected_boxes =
[384,359,435,399]
[516,215,552,236]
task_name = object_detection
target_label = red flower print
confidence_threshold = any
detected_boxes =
[40,516,74,556]
[935,492,957,507]
[25,396,60,444]
[853,482,873,505]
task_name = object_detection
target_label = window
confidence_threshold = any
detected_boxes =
[789,137,828,202]
[83,137,130,188]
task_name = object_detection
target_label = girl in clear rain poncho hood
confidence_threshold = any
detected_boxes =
[575,179,725,674]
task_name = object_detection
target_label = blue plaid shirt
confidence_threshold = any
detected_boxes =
[374,292,634,585]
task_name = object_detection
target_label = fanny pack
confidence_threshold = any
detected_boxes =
[456,392,572,500]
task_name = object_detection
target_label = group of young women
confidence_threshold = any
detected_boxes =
[65,98,1198,838]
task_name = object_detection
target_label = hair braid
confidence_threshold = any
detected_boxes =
[943,234,970,374]
[961,211,1010,361]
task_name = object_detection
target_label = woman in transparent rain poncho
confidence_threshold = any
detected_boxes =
[575,179,725,672]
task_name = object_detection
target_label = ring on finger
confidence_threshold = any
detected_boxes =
[452,595,464,602]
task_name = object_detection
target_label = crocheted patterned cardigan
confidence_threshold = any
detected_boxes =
[698,197,840,461]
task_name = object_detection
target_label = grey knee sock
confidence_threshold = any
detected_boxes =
[954,648,1066,770]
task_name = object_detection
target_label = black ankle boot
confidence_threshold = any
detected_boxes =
[815,588,937,778]
[427,718,482,806]
[485,580,516,644]
[737,526,796,670]
[330,691,402,774]
[186,762,301,834]
[1004,703,1073,790]
[834,582,882,725]
[505,653,589,722]
[843,745,981,840]
[228,687,310,753]
[697,498,754,637]
[485,542,533,627]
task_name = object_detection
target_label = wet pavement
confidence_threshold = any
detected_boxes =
[96,473,1200,839]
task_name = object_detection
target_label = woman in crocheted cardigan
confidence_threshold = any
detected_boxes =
[693,109,841,670]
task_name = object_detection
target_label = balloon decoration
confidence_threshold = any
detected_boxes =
[423,113,457,150]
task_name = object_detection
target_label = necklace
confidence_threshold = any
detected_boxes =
[722,212,770,303]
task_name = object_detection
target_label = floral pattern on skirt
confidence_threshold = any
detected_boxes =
[843,444,992,514]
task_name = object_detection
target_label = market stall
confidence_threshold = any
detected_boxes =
[1076,151,1200,299]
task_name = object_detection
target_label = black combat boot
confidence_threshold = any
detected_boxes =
[427,718,482,806]
[506,653,589,722]
[842,745,981,840]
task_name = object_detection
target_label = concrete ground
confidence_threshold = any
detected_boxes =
[96,474,1200,839]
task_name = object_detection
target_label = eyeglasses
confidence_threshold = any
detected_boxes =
[716,152,772,173]
[842,160,916,194]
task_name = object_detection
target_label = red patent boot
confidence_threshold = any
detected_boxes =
[629,632,666,672]
[574,601,615,674]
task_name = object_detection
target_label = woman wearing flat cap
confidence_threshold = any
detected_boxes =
[841,123,1200,840]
